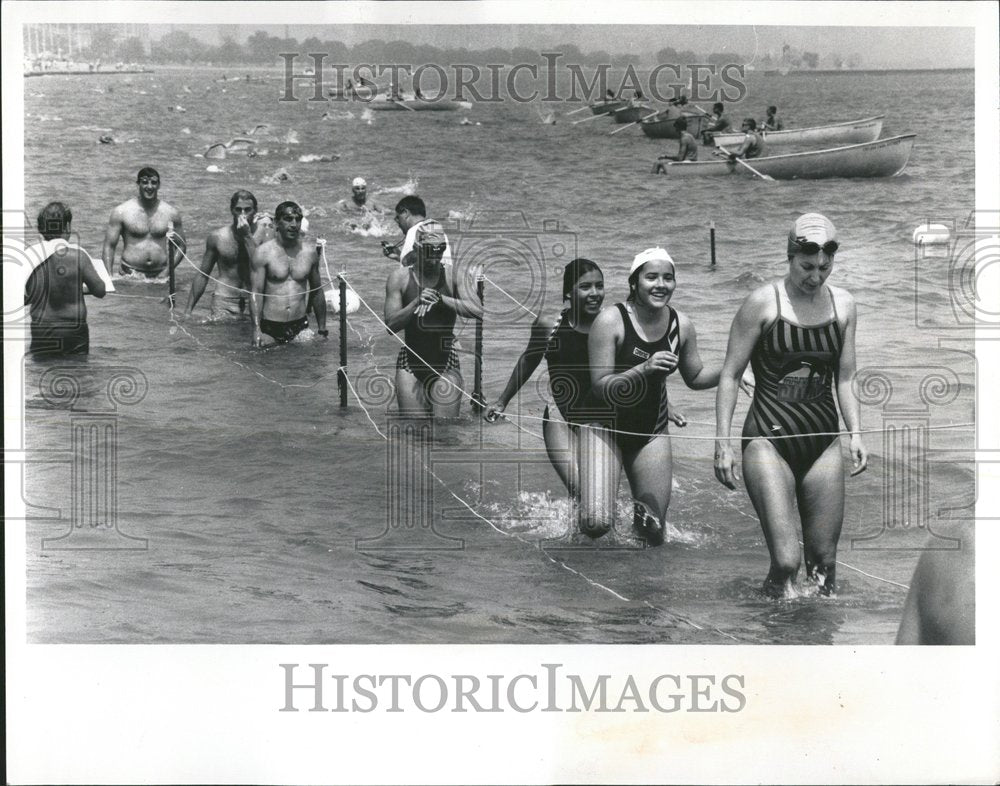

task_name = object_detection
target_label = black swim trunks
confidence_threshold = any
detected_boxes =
[30,322,90,355]
[260,316,309,343]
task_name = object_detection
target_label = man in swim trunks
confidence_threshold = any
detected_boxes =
[657,117,699,166]
[384,220,483,418]
[383,195,453,267]
[249,201,327,347]
[102,166,186,277]
[184,190,273,321]
[25,202,108,355]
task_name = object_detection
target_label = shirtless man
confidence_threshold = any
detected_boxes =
[249,201,327,347]
[25,201,107,355]
[102,167,186,277]
[656,117,699,167]
[336,177,387,230]
[384,220,483,418]
[183,190,273,321]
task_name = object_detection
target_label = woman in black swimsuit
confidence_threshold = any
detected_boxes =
[587,247,721,545]
[714,214,868,597]
[485,259,606,496]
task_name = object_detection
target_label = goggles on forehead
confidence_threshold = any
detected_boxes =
[793,239,839,255]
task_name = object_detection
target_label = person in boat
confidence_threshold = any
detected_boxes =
[714,213,867,598]
[657,117,699,164]
[102,166,186,278]
[184,190,273,322]
[249,201,327,347]
[585,247,721,544]
[730,118,764,159]
[24,201,107,356]
[762,105,783,131]
[701,102,731,144]
[384,220,483,418]
[385,195,453,268]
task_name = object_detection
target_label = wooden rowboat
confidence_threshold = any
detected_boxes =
[640,112,708,139]
[590,99,629,115]
[653,134,916,179]
[612,103,654,123]
[711,115,885,148]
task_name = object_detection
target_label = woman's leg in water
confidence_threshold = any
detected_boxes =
[796,438,845,595]
[394,368,433,417]
[427,368,464,419]
[542,408,580,497]
[622,434,673,546]
[576,425,622,538]
[742,438,801,597]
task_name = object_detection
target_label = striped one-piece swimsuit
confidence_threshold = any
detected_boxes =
[742,283,843,474]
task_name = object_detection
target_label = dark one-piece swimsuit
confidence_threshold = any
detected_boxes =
[542,312,594,425]
[395,265,460,388]
[742,283,843,476]
[606,302,680,454]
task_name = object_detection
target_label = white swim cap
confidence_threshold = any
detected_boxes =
[788,213,837,255]
[629,247,674,277]
[352,177,367,187]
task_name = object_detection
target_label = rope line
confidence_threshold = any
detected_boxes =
[483,275,540,318]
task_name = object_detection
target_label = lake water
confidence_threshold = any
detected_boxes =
[21,67,976,644]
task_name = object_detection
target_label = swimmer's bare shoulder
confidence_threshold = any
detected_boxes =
[897,525,975,645]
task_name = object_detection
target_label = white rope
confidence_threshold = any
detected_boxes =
[483,275,539,318]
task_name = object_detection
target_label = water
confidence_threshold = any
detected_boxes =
[22,68,976,644]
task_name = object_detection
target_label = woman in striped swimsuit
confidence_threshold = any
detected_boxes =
[715,214,868,597]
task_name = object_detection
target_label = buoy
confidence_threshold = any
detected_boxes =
[206,165,223,173]
[325,286,360,314]
[913,223,951,245]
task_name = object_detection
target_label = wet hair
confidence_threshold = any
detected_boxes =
[395,195,426,217]
[743,118,757,130]
[673,117,688,131]
[136,166,160,182]
[37,201,72,240]
[712,102,724,113]
[767,105,777,114]
[561,257,602,299]
[230,190,258,211]
[274,200,302,221]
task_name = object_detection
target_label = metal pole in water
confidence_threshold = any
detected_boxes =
[710,220,717,267]
[472,273,485,413]
[338,277,348,408]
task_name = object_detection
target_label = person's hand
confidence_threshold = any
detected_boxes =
[642,350,679,375]
[484,400,506,423]
[235,213,253,239]
[317,328,329,340]
[714,441,740,489]
[667,406,687,427]
[849,434,869,476]
[739,366,756,396]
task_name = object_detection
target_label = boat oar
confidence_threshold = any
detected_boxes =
[391,98,417,112]
[566,105,591,116]
[717,146,775,181]
[609,111,660,135]
[572,110,613,125]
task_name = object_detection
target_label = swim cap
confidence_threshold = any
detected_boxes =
[415,220,447,247]
[788,213,837,255]
[629,247,674,277]
[352,177,367,187]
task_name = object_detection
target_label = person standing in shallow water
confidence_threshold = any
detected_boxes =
[585,247,721,545]
[485,259,609,498]
[714,213,868,598]
[25,202,107,355]
[102,166,185,277]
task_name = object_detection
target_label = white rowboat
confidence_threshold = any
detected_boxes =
[711,115,885,149]
[654,134,916,179]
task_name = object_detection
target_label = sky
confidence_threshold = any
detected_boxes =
[147,23,975,70]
